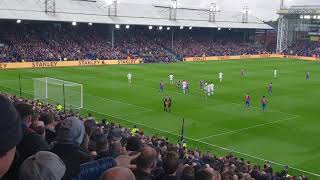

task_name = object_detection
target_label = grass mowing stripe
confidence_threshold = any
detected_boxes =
[196,115,298,140]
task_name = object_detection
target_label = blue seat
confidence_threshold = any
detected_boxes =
[72,157,117,180]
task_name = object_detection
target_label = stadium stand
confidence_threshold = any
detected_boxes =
[0,93,309,180]
[285,41,320,57]
[0,22,268,63]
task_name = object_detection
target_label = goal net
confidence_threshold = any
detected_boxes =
[33,77,83,110]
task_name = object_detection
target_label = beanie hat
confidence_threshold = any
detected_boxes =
[19,151,66,180]
[57,117,85,145]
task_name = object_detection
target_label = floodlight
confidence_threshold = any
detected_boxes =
[209,1,217,12]
[149,26,153,30]
[105,0,117,5]
[159,26,163,30]
[229,28,231,30]
[180,26,184,29]
[88,22,93,26]
[299,15,304,19]
[126,25,130,29]
[218,27,221,30]
[189,27,192,30]
[171,0,178,9]
[115,24,120,29]
[313,15,317,19]
[209,5,214,12]
[304,15,311,19]
[16,19,21,23]
[167,27,171,30]
[72,21,77,26]
[317,16,320,20]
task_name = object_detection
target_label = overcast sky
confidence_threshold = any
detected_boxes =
[121,0,320,21]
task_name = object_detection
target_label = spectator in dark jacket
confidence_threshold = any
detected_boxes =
[0,95,22,178]
[51,116,90,180]
[180,166,195,180]
[134,146,158,180]
[41,112,57,144]
[15,103,49,162]
[159,151,180,180]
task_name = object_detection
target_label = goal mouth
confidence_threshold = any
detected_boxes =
[33,77,83,110]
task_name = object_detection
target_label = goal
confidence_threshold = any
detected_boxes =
[33,77,83,110]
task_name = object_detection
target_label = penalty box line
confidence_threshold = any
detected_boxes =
[196,115,298,140]
[83,107,320,178]
[21,74,152,112]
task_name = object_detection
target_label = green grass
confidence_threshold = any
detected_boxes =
[1,58,320,178]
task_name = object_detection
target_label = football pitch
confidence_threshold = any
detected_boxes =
[0,58,320,177]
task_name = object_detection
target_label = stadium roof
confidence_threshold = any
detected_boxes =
[0,0,273,30]
[278,5,320,15]
[289,5,320,10]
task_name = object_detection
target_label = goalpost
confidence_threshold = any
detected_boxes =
[33,77,83,110]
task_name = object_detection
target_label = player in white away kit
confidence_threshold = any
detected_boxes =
[206,83,215,96]
[127,73,133,84]
[204,83,208,99]
[168,74,174,84]
[209,83,214,96]
[218,72,224,82]
[274,69,277,78]
[182,80,187,94]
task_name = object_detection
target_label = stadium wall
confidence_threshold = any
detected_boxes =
[0,55,319,70]
[0,59,141,69]
[184,54,320,62]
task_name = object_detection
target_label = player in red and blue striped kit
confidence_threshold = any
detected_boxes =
[261,96,267,112]
[245,93,251,111]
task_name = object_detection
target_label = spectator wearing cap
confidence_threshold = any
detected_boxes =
[19,151,66,180]
[134,146,158,180]
[51,117,91,179]
[15,103,49,162]
[0,95,22,178]
[40,112,57,144]
[158,151,180,180]
[108,127,123,143]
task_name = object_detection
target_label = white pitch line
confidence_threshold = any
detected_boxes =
[119,109,153,116]
[16,75,153,112]
[82,107,320,178]
[85,93,152,111]
[197,116,298,140]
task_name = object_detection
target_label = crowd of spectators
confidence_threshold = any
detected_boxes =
[286,41,320,57]
[0,23,268,63]
[0,92,310,180]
